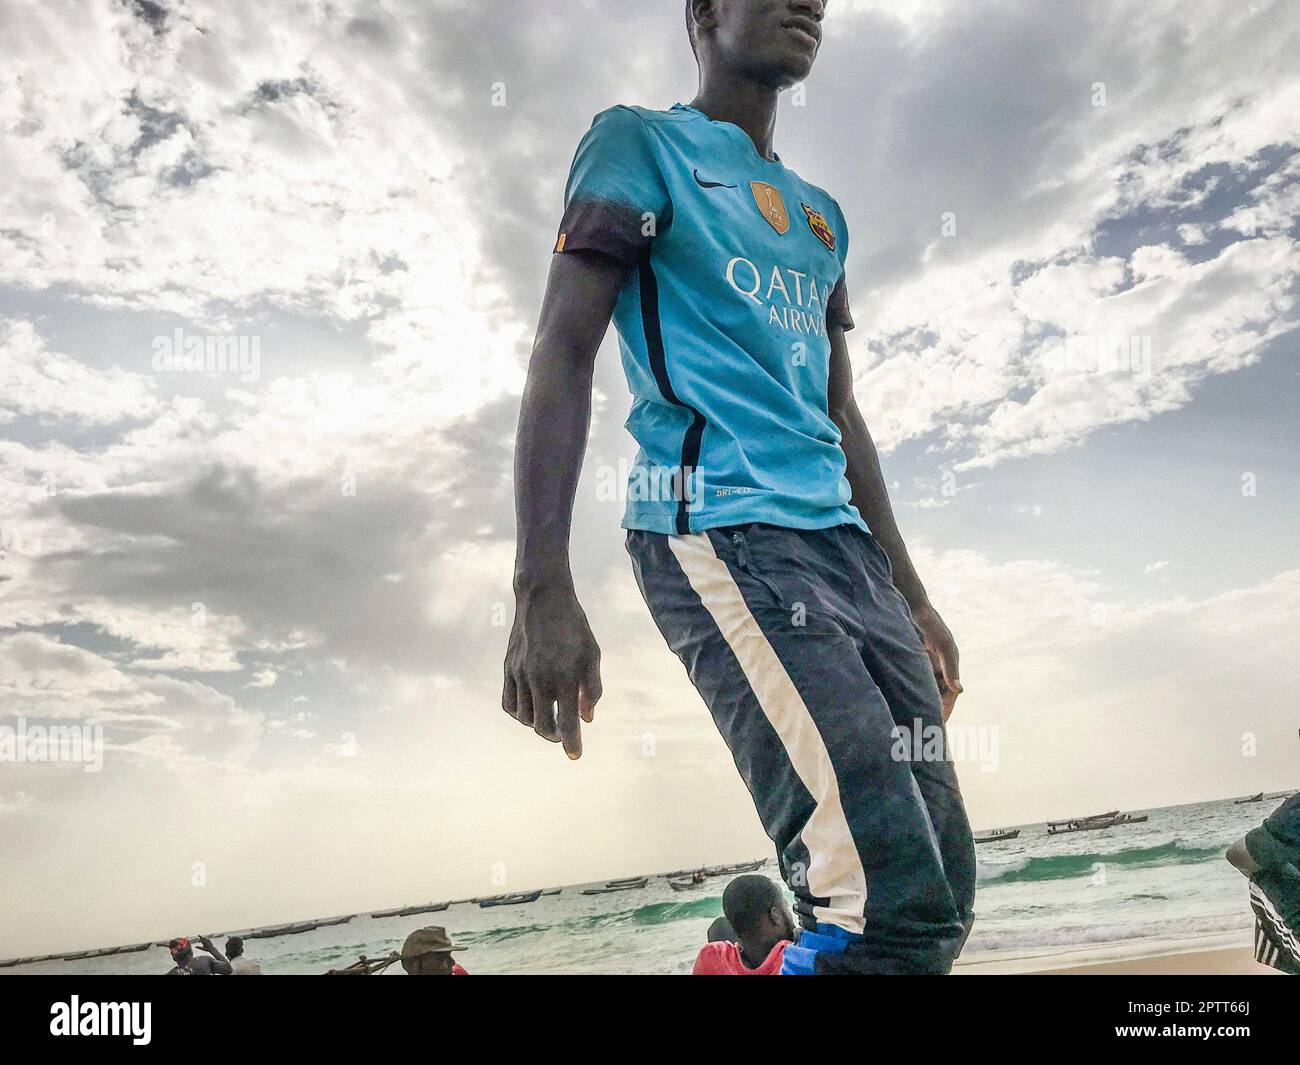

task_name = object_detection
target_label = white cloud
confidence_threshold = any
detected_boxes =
[0,321,160,425]
[0,631,261,762]
[246,667,278,689]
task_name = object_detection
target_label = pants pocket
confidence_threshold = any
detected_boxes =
[719,526,791,611]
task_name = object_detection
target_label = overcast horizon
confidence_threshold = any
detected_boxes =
[1,0,1298,957]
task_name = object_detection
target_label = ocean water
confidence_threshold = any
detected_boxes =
[4,793,1292,975]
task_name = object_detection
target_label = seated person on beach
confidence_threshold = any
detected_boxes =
[1227,792,1300,974]
[693,875,795,976]
[400,926,469,975]
[225,935,262,975]
[166,935,232,976]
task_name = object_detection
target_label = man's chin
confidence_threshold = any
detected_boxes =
[760,58,816,91]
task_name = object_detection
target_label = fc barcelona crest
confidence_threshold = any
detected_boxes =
[750,181,790,235]
[802,203,836,251]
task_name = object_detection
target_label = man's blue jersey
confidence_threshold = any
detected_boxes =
[556,103,867,535]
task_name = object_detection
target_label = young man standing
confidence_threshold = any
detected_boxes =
[504,0,976,974]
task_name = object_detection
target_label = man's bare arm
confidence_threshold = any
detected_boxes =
[1227,837,1262,877]
[196,935,231,975]
[827,325,965,719]
[503,250,628,758]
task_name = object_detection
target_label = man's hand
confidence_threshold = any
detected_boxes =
[912,603,963,721]
[503,583,603,759]
[196,935,216,955]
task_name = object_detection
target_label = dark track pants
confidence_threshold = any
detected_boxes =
[1250,877,1300,974]
[626,522,976,974]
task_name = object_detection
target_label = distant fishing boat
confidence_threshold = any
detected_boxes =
[244,923,312,939]
[540,889,561,896]
[974,829,1020,843]
[702,859,766,877]
[1046,811,1147,835]
[1,954,53,966]
[370,902,448,918]
[97,944,148,957]
[605,876,648,887]
[479,890,542,908]
[313,915,355,929]
[16,940,164,965]
[244,915,352,940]
[1049,810,1118,826]
[1236,792,1265,804]
[396,902,450,917]
[581,878,647,895]
[668,872,707,892]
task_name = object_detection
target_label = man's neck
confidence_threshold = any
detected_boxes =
[689,76,781,162]
[738,937,778,969]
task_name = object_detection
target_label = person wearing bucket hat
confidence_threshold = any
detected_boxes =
[400,926,469,975]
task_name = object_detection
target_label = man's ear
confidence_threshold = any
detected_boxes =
[692,0,719,34]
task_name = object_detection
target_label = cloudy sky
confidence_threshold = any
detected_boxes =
[1,0,1297,955]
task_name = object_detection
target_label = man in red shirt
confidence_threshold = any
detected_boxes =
[693,875,796,975]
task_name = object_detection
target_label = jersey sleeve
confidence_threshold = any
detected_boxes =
[555,107,672,265]
[1246,794,1300,873]
[826,198,854,332]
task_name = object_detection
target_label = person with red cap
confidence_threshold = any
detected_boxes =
[165,935,231,975]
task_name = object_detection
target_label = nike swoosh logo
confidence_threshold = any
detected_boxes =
[694,169,738,190]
